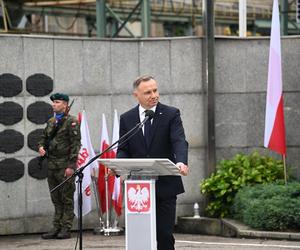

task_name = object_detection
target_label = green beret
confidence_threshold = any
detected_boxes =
[50,93,69,102]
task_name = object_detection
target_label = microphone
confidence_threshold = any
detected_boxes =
[145,109,155,119]
[139,109,155,129]
[140,109,154,124]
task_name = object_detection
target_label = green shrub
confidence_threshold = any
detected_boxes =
[200,151,285,218]
[232,182,300,231]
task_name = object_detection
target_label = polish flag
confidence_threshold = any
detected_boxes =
[111,110,123,216]
[74,111,97,217]
[77,112,82,124]
[98,114,115,213]
[264,0,286,156]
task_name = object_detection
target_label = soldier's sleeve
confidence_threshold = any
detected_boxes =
[68,117,81,169]
[37,121,50,149]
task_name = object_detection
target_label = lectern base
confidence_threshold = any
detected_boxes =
[125,180,157,250]
[97,158,178,250]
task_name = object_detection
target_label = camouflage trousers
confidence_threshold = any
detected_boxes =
[47,168,75,231]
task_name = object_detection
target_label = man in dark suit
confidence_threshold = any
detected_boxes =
[117,75,189,250]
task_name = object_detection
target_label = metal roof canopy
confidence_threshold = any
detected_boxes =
[3,0,300,36]
[20,0,95,5]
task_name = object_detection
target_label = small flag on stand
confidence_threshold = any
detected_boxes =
[111,109,123,216]
[98,114,115,213]
[74,111,97,217]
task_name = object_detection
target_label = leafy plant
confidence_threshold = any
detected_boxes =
[200,151,285,217]
[232,182,300,231]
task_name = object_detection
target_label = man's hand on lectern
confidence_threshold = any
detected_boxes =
[176,163,189,176]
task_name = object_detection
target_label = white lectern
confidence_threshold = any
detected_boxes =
[98,158,180,250]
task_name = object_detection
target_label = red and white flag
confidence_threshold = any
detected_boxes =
[111,109,123,216]
[74,111,97,217]
[98,114,115,213]
[264,0,286,155]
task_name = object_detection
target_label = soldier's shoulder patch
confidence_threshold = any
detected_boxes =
[67,115,78,126]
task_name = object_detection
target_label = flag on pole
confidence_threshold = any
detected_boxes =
[98,114,115,213]
[77,112,82,124]
[111,109,123,216]
[74,111,97,217]
[264,0,286,156]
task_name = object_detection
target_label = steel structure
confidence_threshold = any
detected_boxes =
[0,0,299,37]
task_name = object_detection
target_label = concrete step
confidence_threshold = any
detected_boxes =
[177,216,300,241]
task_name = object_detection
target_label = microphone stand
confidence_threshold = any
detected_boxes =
[50,115,151,250]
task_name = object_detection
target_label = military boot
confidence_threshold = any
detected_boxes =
[41,228,60,239]
[56,228,71,239]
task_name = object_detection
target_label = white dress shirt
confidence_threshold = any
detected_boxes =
[139,105,156,134]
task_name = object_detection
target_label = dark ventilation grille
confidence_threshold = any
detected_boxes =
[28,129,44,152]
[0,74,22,97]
[0,158,24,182]
[0,102,23,125]
[0,129,24,153]
[27,101,53,124]
[28,157,48,180]
[26,74,53,97]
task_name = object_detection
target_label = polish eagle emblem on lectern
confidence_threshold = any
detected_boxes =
[127,183,151,213]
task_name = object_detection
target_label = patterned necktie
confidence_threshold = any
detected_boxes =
[144,112,152,147]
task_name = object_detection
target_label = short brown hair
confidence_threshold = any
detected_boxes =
[133,75,154,89]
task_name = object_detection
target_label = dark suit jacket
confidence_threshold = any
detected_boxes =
[117,102,188,199]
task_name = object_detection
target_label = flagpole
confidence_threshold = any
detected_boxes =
[112,109,120,229]
[77,172,83,250]
[104,167,110,235]
[113,179,124,231]
[101,167,124,236]
[283,154,287,185]
[91,168,104,234]
[264,0,287,169]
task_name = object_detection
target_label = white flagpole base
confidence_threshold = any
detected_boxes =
[101,226,124,236]
[93,226,104,234]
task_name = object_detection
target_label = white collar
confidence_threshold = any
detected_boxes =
[139,105,156,117]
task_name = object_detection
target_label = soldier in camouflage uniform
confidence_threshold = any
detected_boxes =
[38,93,81,240]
